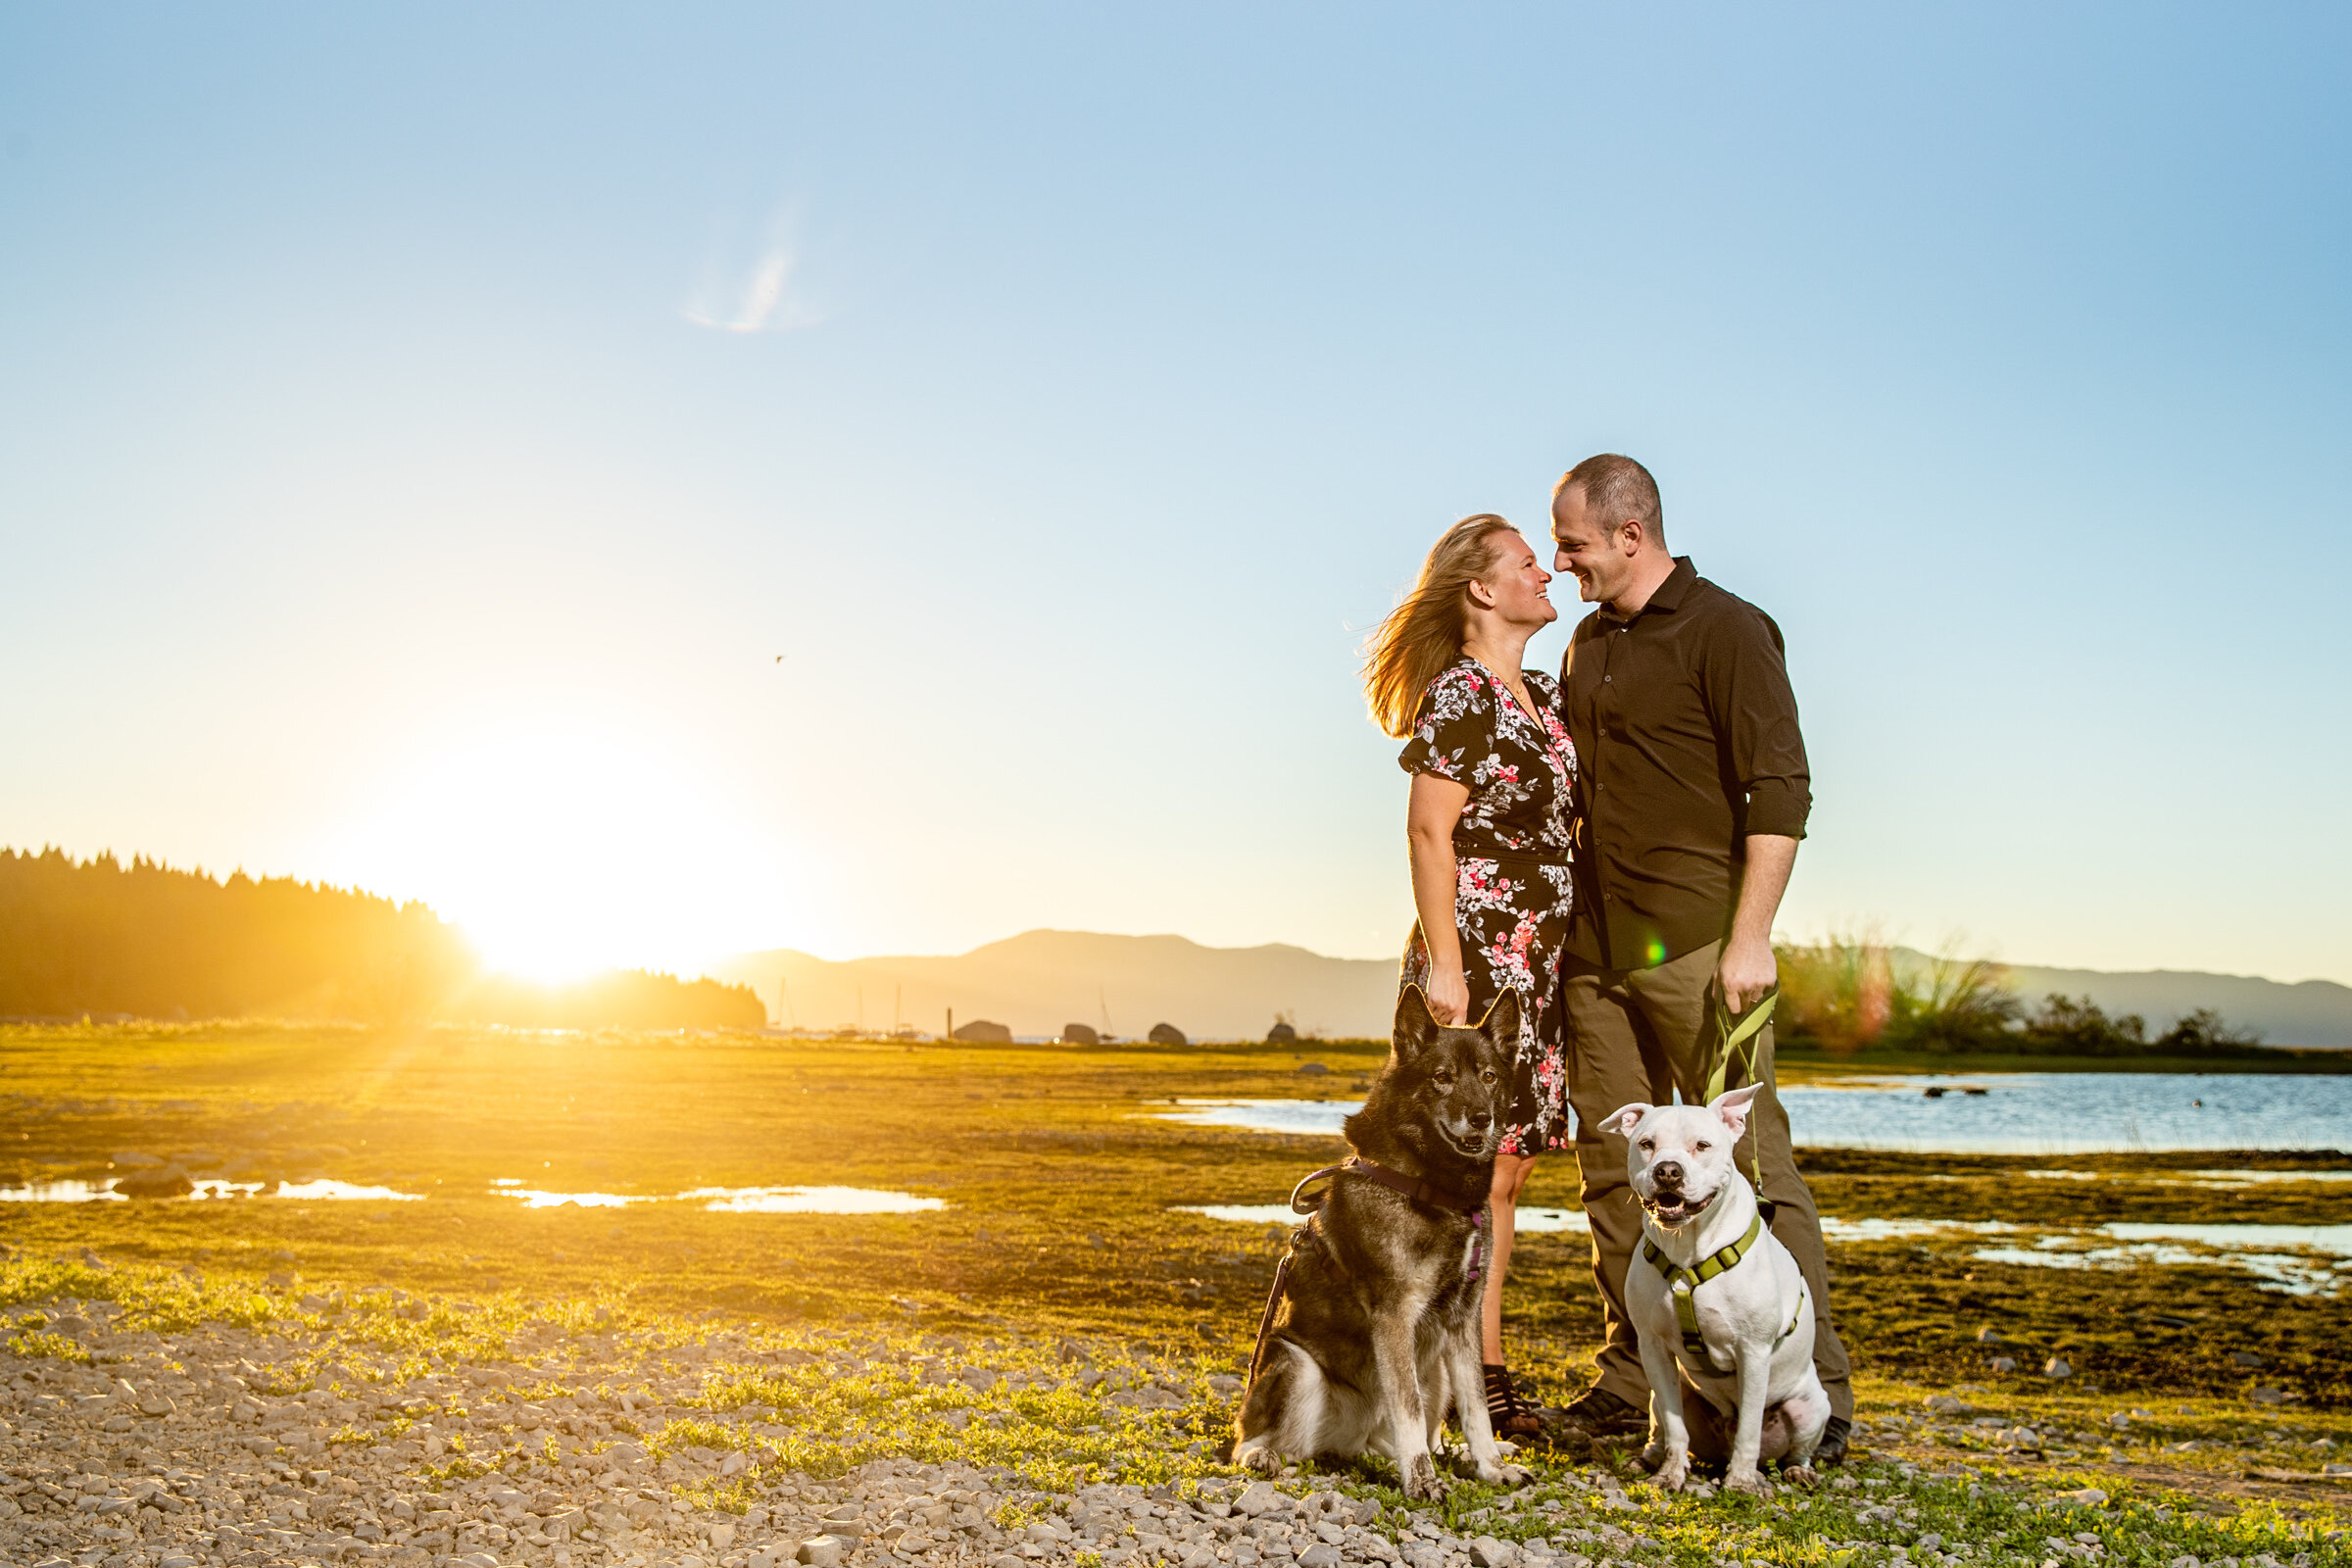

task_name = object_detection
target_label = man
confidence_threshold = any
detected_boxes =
[1544,453,1853,1464]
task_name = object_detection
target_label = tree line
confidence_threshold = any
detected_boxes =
[1777,938,2272,1059]
[0,847,764,1030]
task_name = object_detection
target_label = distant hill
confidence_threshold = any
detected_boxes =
[0,846,764,1030]
[711,929,2352,1048]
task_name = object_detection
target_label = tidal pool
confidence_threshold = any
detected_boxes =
[683,1185,946,1214]
[488,1184,946,1213]
[0,1177,420,1201]
[1158,1071,2352,1154]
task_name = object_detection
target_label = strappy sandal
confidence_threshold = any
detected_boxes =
[1483,1363,1546,1440]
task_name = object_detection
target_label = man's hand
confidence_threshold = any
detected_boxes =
[1720,834,1798,1014]
[1716,933,1778,1016]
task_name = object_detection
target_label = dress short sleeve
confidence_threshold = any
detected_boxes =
[1397,662,1494,780]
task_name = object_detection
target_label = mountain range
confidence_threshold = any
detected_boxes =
[707,930,2352,1048]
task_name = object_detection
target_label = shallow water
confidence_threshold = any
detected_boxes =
[1158,1072,2352,1154]
[493,1188,649,1208]
[682,1185,946,1214]
[487,1184,946,1213]
[0,1177,420,1202]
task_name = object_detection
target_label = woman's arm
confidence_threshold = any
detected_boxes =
[1406,770,1473,1023]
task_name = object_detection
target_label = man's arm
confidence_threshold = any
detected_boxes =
[1718,833,1795,1014]
[1708,605,1809,1014]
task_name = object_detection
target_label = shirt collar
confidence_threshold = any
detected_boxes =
[1601,556,1696,625]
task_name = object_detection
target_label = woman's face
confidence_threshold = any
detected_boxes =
[1480,532,1558,628]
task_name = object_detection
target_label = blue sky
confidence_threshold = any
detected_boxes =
[2,6,2347,982]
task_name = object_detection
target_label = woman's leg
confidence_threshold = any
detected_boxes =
[1481,1151,1540,1363]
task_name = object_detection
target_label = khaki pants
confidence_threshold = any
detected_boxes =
[1563,940,1853,1420]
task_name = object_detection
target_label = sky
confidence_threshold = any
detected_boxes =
[2,6,2348,984]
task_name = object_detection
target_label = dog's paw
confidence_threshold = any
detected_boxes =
[1651,1453,1690,1493]
[1402,1453,1449,1503]
[1782,1463,1819,1489]
[1723,1467,1771,1497]
[1238,1445,1281,1479]
[1474,1458,1531,1488]
[1639,1439,1667,1473]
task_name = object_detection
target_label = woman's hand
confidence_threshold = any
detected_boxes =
[1424,963,1471,1025]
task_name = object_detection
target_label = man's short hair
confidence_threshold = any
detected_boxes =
[1556,453,1664,547]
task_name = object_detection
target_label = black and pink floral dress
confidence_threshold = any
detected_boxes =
[1398,658,1579,1157]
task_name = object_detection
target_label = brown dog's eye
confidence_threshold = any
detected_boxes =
[1481,1070,1495,1084]
[1434,1074,1454,1089]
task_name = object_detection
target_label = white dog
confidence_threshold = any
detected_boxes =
[1600,1084,1830,1494]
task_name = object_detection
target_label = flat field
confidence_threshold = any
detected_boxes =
[1,1024,2347,1568]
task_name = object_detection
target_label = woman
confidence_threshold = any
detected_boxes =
[1362,513,1577,1441]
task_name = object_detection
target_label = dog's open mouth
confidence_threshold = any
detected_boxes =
[1642,1189,1716,1223]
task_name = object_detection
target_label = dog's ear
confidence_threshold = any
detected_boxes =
[1709,1083,1764,1141]
[1475,987,1520,1051]
[1394,983,1440,1058]
[1598,1102,1652,1139]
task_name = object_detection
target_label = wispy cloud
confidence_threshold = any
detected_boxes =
[684,210,827,334]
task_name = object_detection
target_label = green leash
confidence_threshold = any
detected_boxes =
[1703,986,1778,1203]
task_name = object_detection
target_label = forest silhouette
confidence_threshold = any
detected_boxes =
[0,846,764,1029]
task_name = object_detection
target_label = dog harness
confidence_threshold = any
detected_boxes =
[1639,1211,1805,1352]
[1243,1157,1490,1395]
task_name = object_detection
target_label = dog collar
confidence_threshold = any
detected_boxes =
[1641,1211,1765,1338]
[1288,1155,1485,1217]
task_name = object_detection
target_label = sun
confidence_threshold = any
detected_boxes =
[330,717,786,984]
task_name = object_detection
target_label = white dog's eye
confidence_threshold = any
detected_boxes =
[1693,1139,1711,1152]
[1638,1138,1653,1152]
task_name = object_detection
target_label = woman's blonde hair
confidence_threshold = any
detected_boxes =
[1361,514,1519,739]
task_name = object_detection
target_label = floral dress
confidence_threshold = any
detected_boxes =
[1397,658,1579,1157]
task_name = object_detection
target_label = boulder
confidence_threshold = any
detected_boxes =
[1295,1062,1328,1076]
[1148,1022,1188,1047]
[951,1019,1013,1043]
[112,1166,194,1200]
[1058,1023,1101,1046]
[1265,1021,1298,1043]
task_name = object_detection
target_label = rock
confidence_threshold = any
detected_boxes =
[1295,1062,1328,1076]
[952,1019,1013,1043]
[1299,1545,1345,1568]
[1148,1022,1188,1046]
[1470,1538,1517,1568]
[2231,1349,2265,1368]
[710,1521,737,1549]
[1235,1482,1286,1517]
[2043,1357,2073,1379]
[1976,1327,2001,1343]
[112,1165,195,1199]
[798,1538,848,1568]
[1267,1022,1298,1043]
[1059,1023,1101,1046]
[1923,1396,1969,1414]
[1988,1356,2017,1374]
[2251,1387,2289,1404]
[2054,1488,2108,1508]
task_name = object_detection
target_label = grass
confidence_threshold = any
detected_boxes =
[1,1021,2348,1560]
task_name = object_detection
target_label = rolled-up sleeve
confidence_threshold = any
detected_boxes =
[1708,608,1812,840]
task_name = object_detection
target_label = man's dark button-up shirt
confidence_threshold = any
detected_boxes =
[1557,556,1811,971]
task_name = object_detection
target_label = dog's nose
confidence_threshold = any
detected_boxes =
[1466,1111,1491,1131]
[1651,1158,1685,1189]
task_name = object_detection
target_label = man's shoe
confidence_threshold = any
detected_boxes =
[1547,1386,1646,1446]
[1813,1415,1853,1467]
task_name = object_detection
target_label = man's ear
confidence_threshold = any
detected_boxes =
[1394,984,1439,1060]
[1477,987,1520,1051]
[1599,1102,1652,1139]
[1710,1083,1764,1142]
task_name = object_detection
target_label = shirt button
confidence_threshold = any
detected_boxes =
[1603,675,1612,683]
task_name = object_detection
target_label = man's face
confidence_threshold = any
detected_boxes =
[1550,484,1633,605]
